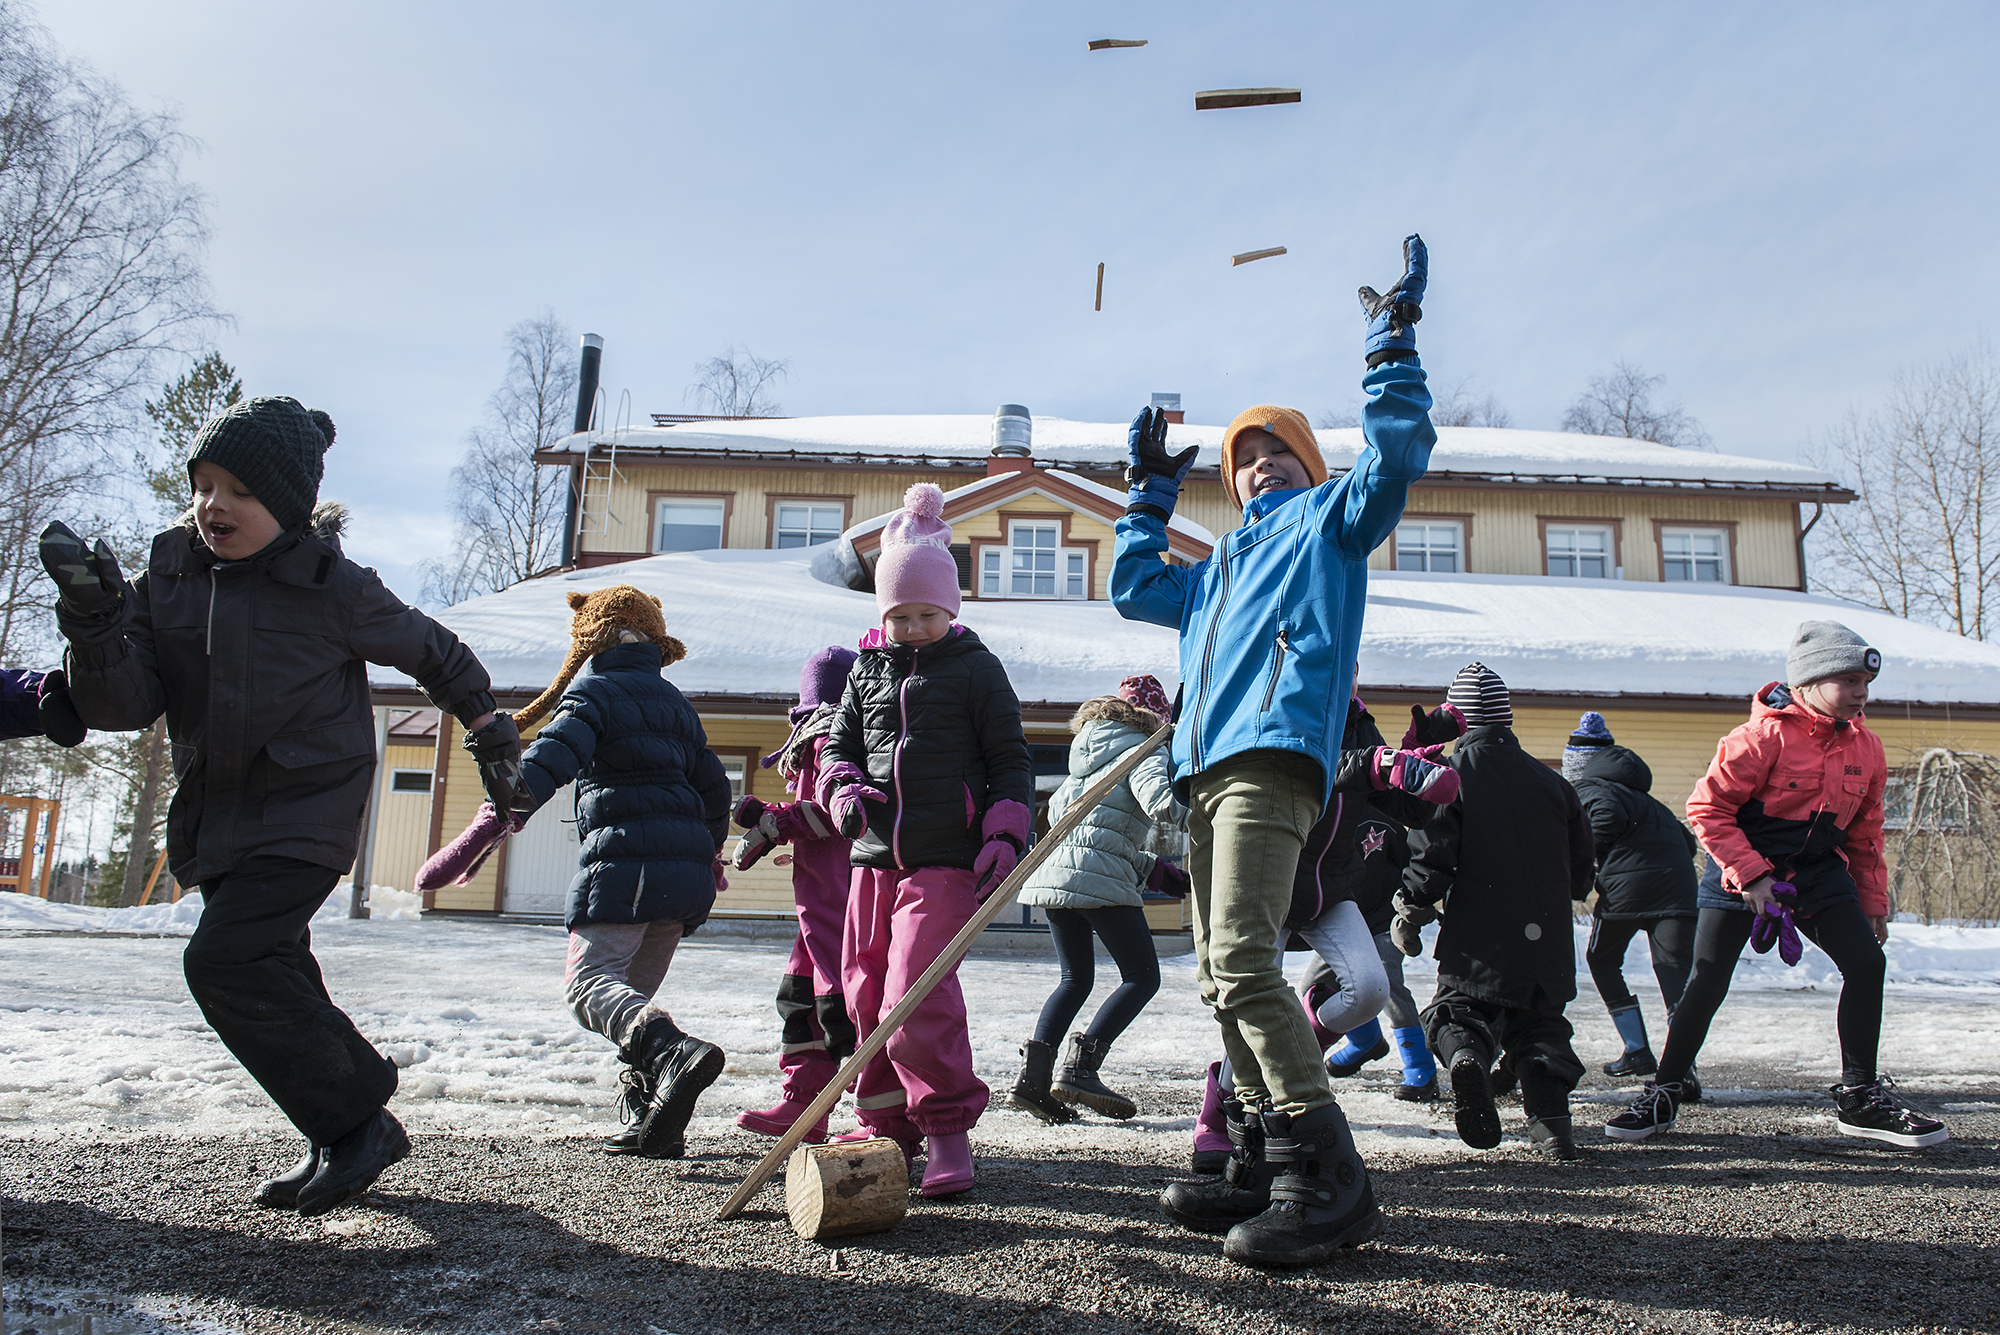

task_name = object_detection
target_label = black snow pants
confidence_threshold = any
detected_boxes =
[185,855,398,1145]
[1585,914,1696,1015]
[1424,982,1585,1120]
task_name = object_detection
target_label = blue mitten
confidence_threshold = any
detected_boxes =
[1359,234,1428,367]
[1124,406,1200,520]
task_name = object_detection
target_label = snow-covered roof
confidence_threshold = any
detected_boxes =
[551,415,1843,493]
[841,467,1218,549]
[375,549,2000,708]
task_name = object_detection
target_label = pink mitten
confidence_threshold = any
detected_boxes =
[1399,701,1468,750]
[416,802,515,892]
[818,761,886,839]
[974,799,1032,900]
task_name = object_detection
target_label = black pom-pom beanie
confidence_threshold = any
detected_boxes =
[185,396,336,532]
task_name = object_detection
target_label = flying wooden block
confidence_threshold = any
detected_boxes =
[786,1138,909,1242]
[1195,88,1301,111]
[1231,247,1288,266]
[1095,261,1105,312]
[1088,39,1148,50]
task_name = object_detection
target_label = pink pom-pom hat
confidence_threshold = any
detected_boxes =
[875,482,962,616]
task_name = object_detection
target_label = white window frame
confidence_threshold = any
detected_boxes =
[1394,520,1463,573]
[652,497,726,553]
[976,521,1090,600]
[772,502,844,549]
[1660,526,1731,584]
[1545,524,1615,579]
[717,755,747,805]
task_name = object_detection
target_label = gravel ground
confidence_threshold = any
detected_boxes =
[4,1073,1993,1335]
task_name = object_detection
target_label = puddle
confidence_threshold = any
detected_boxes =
[1,1288,218,1334]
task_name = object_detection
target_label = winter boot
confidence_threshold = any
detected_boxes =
[1052,1032,1137,1120]
[605,1064,654,1154]
[1603,1003,1658,1077]
[832,1126,920,1172]
[1604,1080,1681,1141]
[1222,1103,1384,1268]
[252,1144,321,1209]
[1324,1018,1391,1079]
[735,1049,835,1143]
[1448,1052,1503,1150]
[1518,1061,1580,1161]
[632,1015,725,1159]
[1007,1039,1078,1125]
[1487,1054,1518,1099]
[296,1109,410,1218]
[1161,1099,1278,1233]
[1391,1025,1437,1103]
[1526,1116,1580,1159]
[1191,1061,1232,1173]
[1832,1078,1950,1148]
[920,1132,975,1197]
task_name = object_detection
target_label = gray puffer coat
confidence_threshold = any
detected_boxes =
[1019,701,1183,911]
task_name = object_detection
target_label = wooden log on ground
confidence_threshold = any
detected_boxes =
[1195,87,1301,111]
[786,1138,909,1241]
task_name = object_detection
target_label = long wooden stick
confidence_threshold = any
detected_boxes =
[716,722,1175,1221]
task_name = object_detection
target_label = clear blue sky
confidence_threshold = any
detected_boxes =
[46,1,2000,599]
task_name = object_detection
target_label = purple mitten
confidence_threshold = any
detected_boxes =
[416,802,514,892]
[817,761,885,839]
[974,798,1032,899]
[1749,881,1803,966]
[1146,858,1191,899]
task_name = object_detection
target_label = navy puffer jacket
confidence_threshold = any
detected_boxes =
[519,641,732,931]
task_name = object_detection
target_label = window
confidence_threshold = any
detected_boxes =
[772,502,844,549]
[1661,527,1729,583]
[1395,521,1462,572]
[653,498,725,552]
[389,769,432,794]
[1546,525,1613,579]
[979,522,1088,599]
[718,755,747,805]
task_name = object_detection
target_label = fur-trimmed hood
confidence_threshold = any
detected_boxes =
[1070,694,1165,735]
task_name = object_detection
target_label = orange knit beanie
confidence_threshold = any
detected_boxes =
[1220,405,1328,509]
[515,584,686,728]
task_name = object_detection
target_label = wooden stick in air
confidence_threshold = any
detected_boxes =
[1095,262,1104,312]
[716,721,1176,1221]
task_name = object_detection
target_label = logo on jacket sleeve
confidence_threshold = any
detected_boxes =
[1360,826,1387,857]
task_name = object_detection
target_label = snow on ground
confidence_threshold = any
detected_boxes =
[2,896,1995,1161]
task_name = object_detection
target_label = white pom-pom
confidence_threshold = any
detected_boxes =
[903,483,945,521]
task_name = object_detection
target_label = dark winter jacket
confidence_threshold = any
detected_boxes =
[1289,701,1436,932]
[824,625,1034,871]
[0,668,42,740]
[59,510,495,887]
[1395,726,1595,1005]
[519,641,732,932]
[1573,745,1698,921]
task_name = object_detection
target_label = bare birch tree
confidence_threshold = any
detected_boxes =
[686,345,788,417]
[420,311,577,605]
[1810,348,2000,640]
[1562,360,1710,449]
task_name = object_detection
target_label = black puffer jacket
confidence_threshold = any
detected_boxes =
[1396,726,1595,1004]
[1288,701,1436,932]
[520,642,732,931]
[825,626,1033,871]
[1573,745,1698,921]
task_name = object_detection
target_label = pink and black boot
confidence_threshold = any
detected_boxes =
[1192,1061,1232,1174]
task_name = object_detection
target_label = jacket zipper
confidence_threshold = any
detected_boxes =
[1191,539,1233,771]
[891,667,913,870]
[1260,628,1290,713]
[206,570,218,656]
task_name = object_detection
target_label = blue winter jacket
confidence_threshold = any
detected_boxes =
[1111,357,1436,804]
[519,641,733,931]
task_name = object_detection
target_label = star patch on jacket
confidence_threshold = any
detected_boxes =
[1361,827,1387,857]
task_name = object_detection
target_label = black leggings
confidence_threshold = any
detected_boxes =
[1034,904,1161,1046]
[1585,915,1696,1015]
[1657,900,1885,1088]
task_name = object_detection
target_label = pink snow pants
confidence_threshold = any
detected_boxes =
[779,835,853,1101]
[841,864,989,1137]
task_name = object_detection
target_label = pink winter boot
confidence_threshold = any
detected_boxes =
[920,1132,975,1197]
[735,1094,831,1143]
[1191,1061,1232,1174]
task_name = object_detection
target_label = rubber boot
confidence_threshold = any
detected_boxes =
[1519,1062,1580,1161]
[296,1109,411,1218]
[1192,1062,1232,1173]
[1449,1051,1502,1150]
[1161,1098,1277,1233]
[835,1110,922,1170]
[604,1063,654,1154]
[1391,1025,1438,1103]
[736,1051,834,1143]
[1301,976,1342,1051]
[920,1131,975,1197]
[1324,1017,1390,1078]
[1007,1039,1078,1125]
[1053,1032,1137,1120]
[632,1014,725,1160]
[1603,1002,1657,1077]
[1222,1102,1384,1268]
[252,1144,321,1209]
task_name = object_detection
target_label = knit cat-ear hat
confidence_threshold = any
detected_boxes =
[874,482,961,616]
[515,584,685,727]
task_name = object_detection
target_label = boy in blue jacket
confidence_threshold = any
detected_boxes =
[1112,236,1438,1269]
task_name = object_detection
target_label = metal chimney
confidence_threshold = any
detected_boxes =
[991,404,1032,456]
[561,334,603,567]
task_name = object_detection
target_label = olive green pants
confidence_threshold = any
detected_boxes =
[1187,749,1331,1116]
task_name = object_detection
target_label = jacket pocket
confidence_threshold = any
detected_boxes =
[1259,628,1291,713]
[263,722,376,831]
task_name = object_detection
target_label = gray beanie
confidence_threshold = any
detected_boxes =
[185,396,335,532]
[1786,620,1882,688]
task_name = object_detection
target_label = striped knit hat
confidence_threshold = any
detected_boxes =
[1561,711,1614,781]
[1446,662,1512,729]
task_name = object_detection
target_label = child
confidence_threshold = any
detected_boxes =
[1392,663,1596,1159]
[820,482,1034,1197]
[1011,674,1183,1124]
[732,645,860,1143]
[0,668,85,746]
[1111,235,1436,1268]
[1606,622,1950,1147]
[1564,712,1700,1081]
[42,396,511,1216]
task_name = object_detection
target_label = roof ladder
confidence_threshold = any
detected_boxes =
[577,389,632,539]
